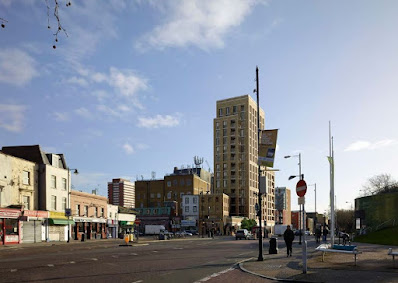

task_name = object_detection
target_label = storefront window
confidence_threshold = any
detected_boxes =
[78,223,84,232]
[5,219,18,235]
[92,223,97,232]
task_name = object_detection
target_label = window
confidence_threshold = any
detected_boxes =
[167,192,171,199]
[223,121,227,128]
[216,130,220,138]
[23,196,30,210]
[157,193,161,199]
[216,122,219,129]
[185,206,189,212]
[62,197,67,210]
[167,181,171,187]
[62,178,67,190]
[185,198,189,204]
[51,195,56,210]
[223,180,228,188]
[223,163,227,170]
[241,105,245,111]
[84,205,88,216]
[186,179,192,186]
[76,204,80,216]
[22,171,30,185]
[101,208,104,217]
[216,180,220,188]
[215,138,220,145]
[226,107,230,115]
[173,179,178,186]
[51,175,56,189]
[233,106,237,113]
[150,193,155,198]
[180,179,185,186]
[193,197,197,204]
[218,108,223,117]
[193,206,197,212]
[216,164,220,171]
[94,207,98,217]
[223,129,227,136]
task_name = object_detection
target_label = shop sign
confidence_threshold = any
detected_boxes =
[181,220,196,227]
[5,235,19,243]
[49,211,68,220]
[0,208,21,219]
[24,210,49,218]
[74,217,92,223]
[92,218,106,223]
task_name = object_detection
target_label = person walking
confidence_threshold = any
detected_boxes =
[283,225,295,257]
[323,226,329,242]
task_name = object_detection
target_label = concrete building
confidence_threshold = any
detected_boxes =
[70,190,108,241]
[108,178,135,208]
[107,204,119,239]
[181,195,199,231]
[214,95,265,220]
[0,152,42,244]
[275,187,291,225]
[2,145,73,242]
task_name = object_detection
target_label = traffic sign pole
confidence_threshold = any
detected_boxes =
[296,179,308,274]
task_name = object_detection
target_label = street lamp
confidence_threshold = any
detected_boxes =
[67,168,79,243]
[308,183,317,228]
[285,154,303,245]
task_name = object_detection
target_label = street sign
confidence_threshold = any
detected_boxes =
[296,180,307,197]
[134,219,141,225]
[298,196,305,205]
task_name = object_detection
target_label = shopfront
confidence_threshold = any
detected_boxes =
[48,211,75,242]
[0,208,22,245]
[73,217,106,240]
[22,210,49,243]
[107,219,118,239]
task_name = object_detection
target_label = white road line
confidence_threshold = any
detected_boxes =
[10,269,17,272]
[152,251,158,253]
[91,258,98,261]
[70,261,75,264]
[173,247,183,250]
[130,253,138,256]
[47,264,54,267]
[194,267,235,282]
[132,280,143,283]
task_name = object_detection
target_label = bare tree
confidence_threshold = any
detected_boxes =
[1,1,71,48]
[336,209,355,233]
[362,174,398,196]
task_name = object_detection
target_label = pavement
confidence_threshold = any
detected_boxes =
[240,239,398,282]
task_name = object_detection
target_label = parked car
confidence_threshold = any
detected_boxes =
[235,229,249,240]
[294,230,302,236]
[182,231,193,236]
[186,230,198,235]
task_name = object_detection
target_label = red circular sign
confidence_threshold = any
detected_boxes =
[134,219,141,224]
[296,179,307,197]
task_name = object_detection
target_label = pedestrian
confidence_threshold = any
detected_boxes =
[323,226,328,242]
[283,225,295,257]
[315,227,321,243]
[342,231,349,245]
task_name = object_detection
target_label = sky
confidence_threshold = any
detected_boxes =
[1,0,398,215]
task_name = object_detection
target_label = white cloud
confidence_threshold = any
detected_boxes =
[136,0,264,50]
[67,76,88,87]
[70,66,149,110]
[344,139,398,152]
[75,107,93,120]
[0,48,38,86]
[138,114,180,129]
[123,143,134,154]
[53,112,69,122]
[0,104,26,133]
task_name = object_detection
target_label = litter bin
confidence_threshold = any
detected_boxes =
[269,237,278,254]
[81,233,85,242]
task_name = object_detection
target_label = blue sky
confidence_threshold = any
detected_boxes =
[1,0,398,214]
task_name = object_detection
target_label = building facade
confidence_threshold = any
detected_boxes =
[107,204,119,239]
[275,187,291,225]
[108,178,135,208]
[2,146,73,242]
[199,193,230,236]
[214,95,265,220]
[181,195,199,231]
[70,190,107,241]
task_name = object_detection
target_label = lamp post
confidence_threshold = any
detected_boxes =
[308,183,317,230]
[285,154,303,244]
[67,168,78,243]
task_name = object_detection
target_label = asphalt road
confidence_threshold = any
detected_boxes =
[0,236,281,283]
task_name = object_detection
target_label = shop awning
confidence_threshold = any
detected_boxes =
[48,218,75,225]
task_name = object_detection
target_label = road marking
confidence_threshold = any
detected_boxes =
[132,280,143,283]
[134,244,149,247]
[194,267,235,282]
[130,253,138,256]
[47,264,54,267]
[152,251,158,253]
[10,269,17,272]
[70,261,75,264]
[173,247,183,250]
[112,255,119,258]
[91,258,98,261]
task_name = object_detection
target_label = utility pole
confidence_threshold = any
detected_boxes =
[256,66,263,261]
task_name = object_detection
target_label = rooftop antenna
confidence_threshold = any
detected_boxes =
[151,171,156,180]
[194,156,204,168]
[141,175,144,180]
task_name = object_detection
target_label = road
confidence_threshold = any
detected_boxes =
[0,236,283,283]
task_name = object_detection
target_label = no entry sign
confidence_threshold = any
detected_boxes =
[296,179,307,197]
